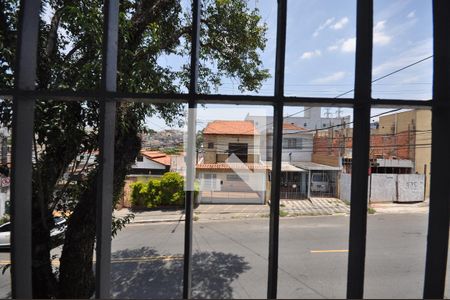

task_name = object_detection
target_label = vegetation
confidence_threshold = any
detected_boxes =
[0,1,269,297]
[0,213,9,225]
[130,172,190,208]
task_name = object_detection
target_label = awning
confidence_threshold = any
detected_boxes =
[264,162,307,172]
[292,161,341,171]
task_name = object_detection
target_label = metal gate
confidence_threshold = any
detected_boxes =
[280,171,307,199]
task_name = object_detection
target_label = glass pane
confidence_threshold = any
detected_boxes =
[40,2,103,91]
[206,2,276,96]
[0,99,11,298]
[110,101,187,299]
[0,2,20,89]
[194,104,272,298]
[372,0,433,101]
[277,105,353,299]
[365,107,431,298]
[285,0,356,98]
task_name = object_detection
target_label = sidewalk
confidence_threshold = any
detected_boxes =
[114,198,350,224]
[370,199,429,214]
[114,204,271,223]
[114,198,428,224]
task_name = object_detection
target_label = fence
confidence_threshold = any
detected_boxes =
[340,173,425,203]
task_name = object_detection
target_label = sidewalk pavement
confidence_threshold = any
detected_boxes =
[114,204,271,224]
[370,199,429,214]
[114,198,429,224]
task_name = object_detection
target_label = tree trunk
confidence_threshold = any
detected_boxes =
[58,115,141,298]
[31,200,58,298]
[57,175,97,298]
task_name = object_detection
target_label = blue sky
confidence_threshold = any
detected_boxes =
[149,0,433,130]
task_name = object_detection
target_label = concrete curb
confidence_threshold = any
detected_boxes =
[132,218,185,224]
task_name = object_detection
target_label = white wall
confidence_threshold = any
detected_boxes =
[340,173,425,203]
[397,174,425,202]
[0,190,9,217]
[370,174,397,202]
[131,157,166,170]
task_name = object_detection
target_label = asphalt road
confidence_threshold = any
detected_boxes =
[1,213,449,299]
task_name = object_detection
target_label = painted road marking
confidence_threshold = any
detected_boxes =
[310,249,349,253]
[0,255,184,266]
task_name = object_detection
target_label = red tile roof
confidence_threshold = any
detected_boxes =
[283,123,307,130]
[141,150,171,166]
[203,120,258,135]
[196,163,268,171]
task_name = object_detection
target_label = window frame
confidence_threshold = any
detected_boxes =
[3,0,449,299]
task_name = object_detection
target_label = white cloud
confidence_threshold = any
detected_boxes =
[330,17,349,30]
[327,21,390,53]
[327,44,339,52]
[301,49,321,59]
[373,20,391,46]
[313,17,335,37]
[312,71,346,84]
[341,37,356,53]
[407,11,416,19]
[372,38,432,76]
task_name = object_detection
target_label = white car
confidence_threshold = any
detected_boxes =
[0,217,67,250]
[310,173,330,193]
[0,222,11,249]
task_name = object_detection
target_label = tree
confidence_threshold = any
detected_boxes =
[0,0,269,298]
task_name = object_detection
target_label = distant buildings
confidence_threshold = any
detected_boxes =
[140,129,184,149]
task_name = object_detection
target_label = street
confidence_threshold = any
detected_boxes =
[1,213,448,298]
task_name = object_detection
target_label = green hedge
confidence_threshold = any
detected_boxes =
[130,172,197,208]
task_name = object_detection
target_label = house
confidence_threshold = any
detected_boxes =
[130,150,171,175]
[246,111,345,199]
[376,109,431,196]
[196,120,267,204]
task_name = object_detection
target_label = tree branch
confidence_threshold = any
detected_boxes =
[46,6,66,59]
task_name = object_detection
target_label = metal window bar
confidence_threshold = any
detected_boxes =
[267,0,287,298]
[346,0,373,298]
[183,0,200,298]
[423,1,450,298]
[6,0,449,299]
[95,0,119,298]
[10,0,41,298]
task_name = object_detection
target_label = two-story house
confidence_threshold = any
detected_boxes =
[196,120,268,204]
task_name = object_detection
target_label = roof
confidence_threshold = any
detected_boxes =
[283,123,307,131]
[140,150,171,166]
[203,120,258,135]
[292,161,341,171]
[374,159,414,168]
[196,163,268,171]
[265,162,306,172]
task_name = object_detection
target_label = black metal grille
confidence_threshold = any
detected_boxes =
[3,0,449,299]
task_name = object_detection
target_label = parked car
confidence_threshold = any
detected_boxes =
[310,173,330,193]
[0,222,11,249]
[0,217,67,250]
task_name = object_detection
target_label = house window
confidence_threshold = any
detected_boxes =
[283,138,303,149]
[208,142,214,149]
[228,143,248,162]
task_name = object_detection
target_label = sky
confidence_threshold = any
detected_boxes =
[149,0,433,131]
